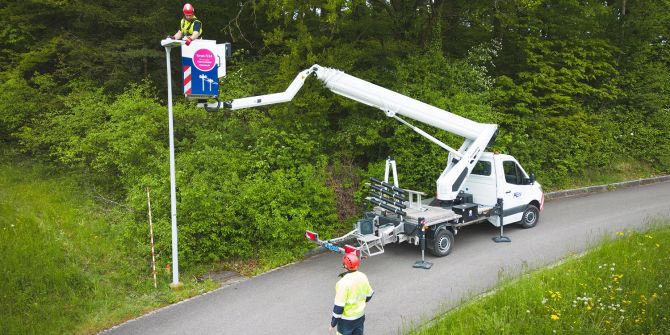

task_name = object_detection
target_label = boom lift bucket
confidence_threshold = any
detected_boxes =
[161,39,230,101]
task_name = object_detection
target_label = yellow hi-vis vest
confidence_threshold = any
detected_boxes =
[333,271,374,321]
[180,17,202,37]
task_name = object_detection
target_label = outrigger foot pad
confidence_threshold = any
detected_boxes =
[492,236,511,243]
[413,260,433,269]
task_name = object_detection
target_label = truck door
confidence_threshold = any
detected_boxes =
[500,159,530,224]
[462,158,497,207]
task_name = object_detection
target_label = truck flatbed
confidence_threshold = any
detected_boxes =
[372,205,458,225]
[371,198,494,227]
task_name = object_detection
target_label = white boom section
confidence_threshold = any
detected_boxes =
[209,64,498,201]
[223,68,315,109]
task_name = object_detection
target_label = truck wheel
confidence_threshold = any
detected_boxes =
[428,228,454,257]
[519,204,540,229]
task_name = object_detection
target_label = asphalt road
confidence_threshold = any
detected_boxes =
[102,180,670,335]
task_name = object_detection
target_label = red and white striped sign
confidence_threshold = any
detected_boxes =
[183,65,192,95]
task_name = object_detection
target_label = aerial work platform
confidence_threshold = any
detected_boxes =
[161,38,230,100]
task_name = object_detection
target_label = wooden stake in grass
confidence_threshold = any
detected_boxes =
[146,187,157,289]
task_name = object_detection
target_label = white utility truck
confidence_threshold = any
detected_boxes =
[203,64,544,260]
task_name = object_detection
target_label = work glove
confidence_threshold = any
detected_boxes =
[185,37,192,46]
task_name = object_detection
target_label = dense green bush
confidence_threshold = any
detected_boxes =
[10,76,340,268]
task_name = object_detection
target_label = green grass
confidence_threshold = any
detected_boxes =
[410,221,670,334]
[0,161,218,335]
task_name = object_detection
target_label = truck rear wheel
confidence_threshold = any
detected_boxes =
[519,204,540,229]
[428,228,454,257]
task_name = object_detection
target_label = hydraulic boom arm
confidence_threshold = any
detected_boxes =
[203,64,498,201]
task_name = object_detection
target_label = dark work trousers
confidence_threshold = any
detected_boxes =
[337,316,365,335]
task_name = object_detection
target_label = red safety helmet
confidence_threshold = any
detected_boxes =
[342,253,360,271]
[183,3,195,16]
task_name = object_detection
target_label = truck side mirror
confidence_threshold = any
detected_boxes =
[528,172,536,185]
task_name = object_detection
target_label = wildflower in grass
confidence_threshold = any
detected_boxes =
[616,231,624,236]
[551,314,560,321]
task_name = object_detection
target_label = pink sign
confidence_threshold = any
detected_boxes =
[193,48,216,71]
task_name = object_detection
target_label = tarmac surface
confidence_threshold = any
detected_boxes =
[102,178,670,335]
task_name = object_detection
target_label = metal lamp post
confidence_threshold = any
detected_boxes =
[160,37,228,287]
[162,39,183,288]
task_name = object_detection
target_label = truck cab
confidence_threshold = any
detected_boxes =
[462,152,544,228]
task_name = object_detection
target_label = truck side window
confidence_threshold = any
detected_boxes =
[503,161,524,185]
[471,161,492,176]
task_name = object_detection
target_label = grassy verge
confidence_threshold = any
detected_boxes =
[0,161,218,335]
[546,160,660,192]
[410,220,670,334]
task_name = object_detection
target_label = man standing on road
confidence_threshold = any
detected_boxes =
[169,3,202,46]
[329,253,374,335]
